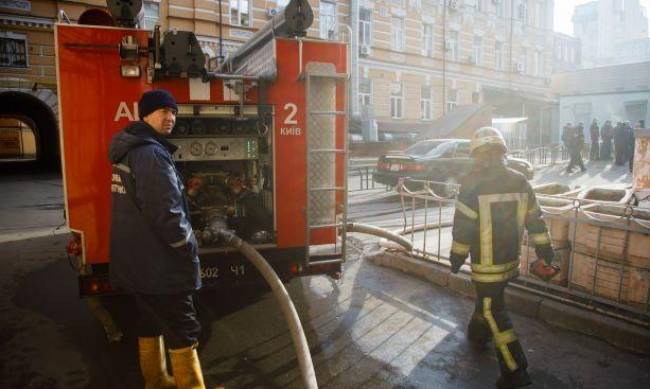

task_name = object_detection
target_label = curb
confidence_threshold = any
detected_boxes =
[364,249,650,355]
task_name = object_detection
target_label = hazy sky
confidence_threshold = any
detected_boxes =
[554,0,650,35]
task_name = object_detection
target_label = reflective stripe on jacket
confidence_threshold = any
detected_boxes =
[449,163,554,283]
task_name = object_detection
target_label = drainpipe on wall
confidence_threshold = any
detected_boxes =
[350,0,359,118]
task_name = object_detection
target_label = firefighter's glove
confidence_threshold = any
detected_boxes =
[530,259,560,282]
[534,244,555,265]
[449,254,464,274]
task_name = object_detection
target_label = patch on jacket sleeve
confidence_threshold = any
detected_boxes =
[111,173,127,194]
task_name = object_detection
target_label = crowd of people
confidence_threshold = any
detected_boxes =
[561,119,644,174]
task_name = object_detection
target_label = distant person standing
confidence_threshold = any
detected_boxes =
[566,122,586,173]
[614,121,627,165]
[589,119,600,161]
[629,121,639,173]
[600,120,614,161]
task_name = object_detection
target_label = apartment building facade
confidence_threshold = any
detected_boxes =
[572,0,650,67]
[351,0,555,144]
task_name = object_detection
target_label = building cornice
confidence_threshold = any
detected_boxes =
[0,14,55,29]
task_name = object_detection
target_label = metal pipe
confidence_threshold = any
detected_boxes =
[220,0,313,72]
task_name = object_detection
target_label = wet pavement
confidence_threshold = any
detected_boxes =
[1,169,649,388]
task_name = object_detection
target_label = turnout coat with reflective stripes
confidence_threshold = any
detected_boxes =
[108,121,201,295]
[450,163,553,283]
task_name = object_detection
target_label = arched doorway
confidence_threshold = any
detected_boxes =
[0,90,59,167]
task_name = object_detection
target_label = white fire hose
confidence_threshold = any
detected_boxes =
[217,230,318,389]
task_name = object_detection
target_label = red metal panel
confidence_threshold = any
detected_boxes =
[269,39,347,248]
[57,25,150,264]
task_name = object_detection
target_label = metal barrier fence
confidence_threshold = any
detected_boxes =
[349,164,391,192]
[510,144,571,167]
[395,177,650,325]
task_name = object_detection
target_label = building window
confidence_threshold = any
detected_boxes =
[518,0,528,22]
[472,91,480,104]
[519,48,527,74]
[422,23,434,57]
[359,77,372,106]
[533,50,543,76]
[496,0,506,17]
[359,7,372,47]
[0,33,28,68]
[535,2,544,29]
[447,31,458,61]
[230,0,250,27]
[390,82,403,119]
[392,17,405,51]
[472,36,482,65]
[141,1,160,30]
[446,88,457,112]
[420,85,433,120]
[495,41,504,70]
[319,1,337,40]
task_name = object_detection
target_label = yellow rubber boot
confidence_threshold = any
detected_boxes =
[169,345,206,389]
[138,336,176,389]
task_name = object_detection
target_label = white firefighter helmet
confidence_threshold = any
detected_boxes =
[469,127,507,155]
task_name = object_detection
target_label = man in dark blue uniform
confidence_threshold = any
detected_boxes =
[109,89,206,389]
[449,127,557,389]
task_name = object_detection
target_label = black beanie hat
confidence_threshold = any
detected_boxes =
[138,89,178,119]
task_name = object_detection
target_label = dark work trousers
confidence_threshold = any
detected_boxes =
[601,140,613,160]
[469,282,528,376]
[567,148,585,172]
[615,143,626,165]
[590,142,599,160]
[135,292,201,350]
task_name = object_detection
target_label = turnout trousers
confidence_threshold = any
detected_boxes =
[468,281,528,375]
[135,292,201,350]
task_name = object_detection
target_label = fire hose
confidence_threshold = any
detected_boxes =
[345,223,414,252]
[216,230,318,389]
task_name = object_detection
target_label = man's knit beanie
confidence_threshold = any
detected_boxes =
[138,89,178,119]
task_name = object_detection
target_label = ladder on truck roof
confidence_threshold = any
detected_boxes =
[303,62,349,270]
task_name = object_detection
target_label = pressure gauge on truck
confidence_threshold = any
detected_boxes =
[190,142,203,157]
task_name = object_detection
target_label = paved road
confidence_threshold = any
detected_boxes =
[1,166,648,389]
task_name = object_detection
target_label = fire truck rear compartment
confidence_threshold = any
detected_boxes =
[170,113,274,248]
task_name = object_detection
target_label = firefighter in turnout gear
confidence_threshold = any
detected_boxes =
[449,127,556,389]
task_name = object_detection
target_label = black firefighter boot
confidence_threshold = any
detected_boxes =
[467,313,491,349]
[496,368,532,389]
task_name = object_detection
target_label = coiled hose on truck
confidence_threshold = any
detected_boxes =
[217,230,318,389]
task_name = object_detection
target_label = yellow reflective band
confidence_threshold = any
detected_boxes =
[455,200,478,220]
[527,205,540,216]
[494,329,518,347]
[472,260,519,274]
[451,241,471,256]
[472,267,520,283]
[483,298,519,372]
[477,193,529,266]
[530,232,551,245]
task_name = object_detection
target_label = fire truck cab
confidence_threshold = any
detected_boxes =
[56,0,349,296]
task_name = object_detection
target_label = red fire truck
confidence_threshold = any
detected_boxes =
[56,0,349,296]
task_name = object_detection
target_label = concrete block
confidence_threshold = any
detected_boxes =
[539,299,650,355]
[448,272,475,298]
[504,287,543,318]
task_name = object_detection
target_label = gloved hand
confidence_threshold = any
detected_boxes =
[451,262,462,274]
[530,259,560,282]
[534,244,555,265]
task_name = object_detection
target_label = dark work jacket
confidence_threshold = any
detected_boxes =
[449,163,554,283]
[590,124,599,143]
[108,121,201,295]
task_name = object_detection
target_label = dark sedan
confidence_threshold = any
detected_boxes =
[374,139,534,193]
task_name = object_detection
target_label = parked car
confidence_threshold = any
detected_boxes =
[374,139,534,195]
